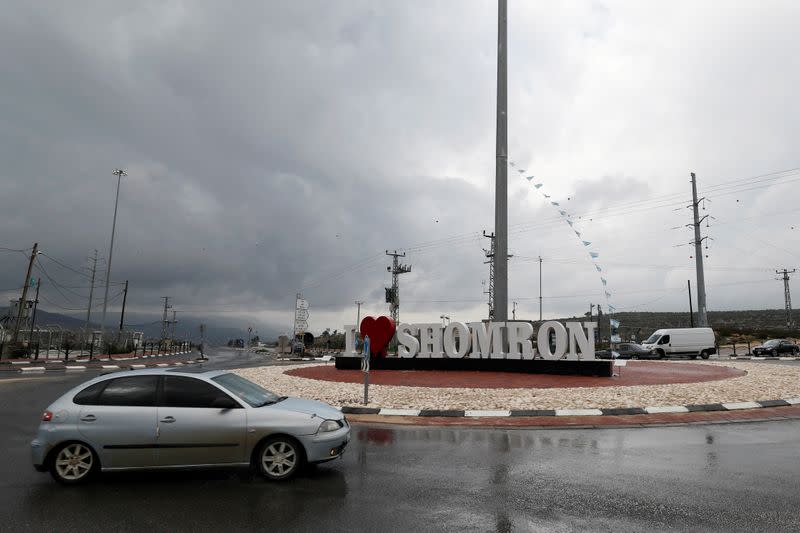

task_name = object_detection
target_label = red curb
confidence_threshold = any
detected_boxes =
[288,361,745,389]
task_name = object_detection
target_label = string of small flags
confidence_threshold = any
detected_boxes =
[508,160,619,340]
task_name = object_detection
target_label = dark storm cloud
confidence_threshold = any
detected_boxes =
[1,1,799,335]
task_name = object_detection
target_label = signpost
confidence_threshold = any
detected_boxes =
[361,335,370,405]
[293,294,310,354]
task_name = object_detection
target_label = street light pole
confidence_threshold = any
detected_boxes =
[100,169,126,346]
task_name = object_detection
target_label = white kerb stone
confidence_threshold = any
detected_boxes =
[555,408,603,416]
[644,406,689,414]
[722,402,761,410]
[379,408,421,416]
[465,410,511,417]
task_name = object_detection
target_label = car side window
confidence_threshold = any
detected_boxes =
[96,376,158,407]
[73,381,108,405]
[162,376,238,408]
[659,335,670,344]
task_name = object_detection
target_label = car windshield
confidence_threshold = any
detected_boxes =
[644,334,660,344]
[211,373,284,407]
[763,340,781,347]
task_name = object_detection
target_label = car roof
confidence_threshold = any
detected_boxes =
[99,367,230,379]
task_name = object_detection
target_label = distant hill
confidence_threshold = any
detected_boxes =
[550,309,799,341]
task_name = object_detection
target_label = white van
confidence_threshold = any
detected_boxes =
[640,328,716,359]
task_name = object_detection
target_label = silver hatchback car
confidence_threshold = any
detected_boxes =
[31,368,350,484]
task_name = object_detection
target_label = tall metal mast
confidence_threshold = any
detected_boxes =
[493,0,509,325]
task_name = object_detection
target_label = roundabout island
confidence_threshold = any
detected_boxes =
[235,359,800,428]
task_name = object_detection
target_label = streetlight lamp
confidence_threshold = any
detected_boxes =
[100,168,126,348]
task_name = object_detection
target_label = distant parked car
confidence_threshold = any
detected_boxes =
[31,369,350,484]
[752,339,799,357]
[596,350,620,360]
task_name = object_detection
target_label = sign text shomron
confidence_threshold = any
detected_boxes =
[345,321,597,360]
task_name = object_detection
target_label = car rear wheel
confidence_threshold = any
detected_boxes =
[700,350,710,360]
[258,437,303,481]
[793,348,799,356]
[50,442,97,485]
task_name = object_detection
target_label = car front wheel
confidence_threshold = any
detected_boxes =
[772,349,778,357]
[258,437,303,481]
[50,442,97,485]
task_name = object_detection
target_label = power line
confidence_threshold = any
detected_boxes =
[38,252,94,280]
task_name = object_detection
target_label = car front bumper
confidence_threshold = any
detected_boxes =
[301,425,351,463]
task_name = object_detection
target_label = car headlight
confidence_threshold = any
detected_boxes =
[318,419,343,432]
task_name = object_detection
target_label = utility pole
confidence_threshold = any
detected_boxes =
[355,300,363,328]
[199,323,206,359]
[689,172,709,327]
[687,280,695,328]
[589,303,595,321]
[597,304,603,344]
[483,231,512,322]
[482,231,495,320]
[354,300,363,350]
[118,280,128,334]
[385,250,411,325]
[776,269,796,327]
[171,310,178,341]
[538,256,543,321]
[494,0,509,327]
[100,168,127,343]
[512,301,517,320]
[160,296,171,342]
[12,242,38,343]
[27,278,41,356]
[84,250,98,343]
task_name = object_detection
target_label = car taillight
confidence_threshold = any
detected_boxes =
[41,411,53,422]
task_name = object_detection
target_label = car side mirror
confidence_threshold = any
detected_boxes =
[212,396,238,409]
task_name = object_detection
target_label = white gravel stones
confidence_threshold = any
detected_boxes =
[233,361,800,411]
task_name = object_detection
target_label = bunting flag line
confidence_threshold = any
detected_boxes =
[510,157,618,338]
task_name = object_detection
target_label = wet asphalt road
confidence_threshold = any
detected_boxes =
[1,350,800,532]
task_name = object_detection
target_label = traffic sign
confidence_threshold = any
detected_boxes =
[296,298,309,310]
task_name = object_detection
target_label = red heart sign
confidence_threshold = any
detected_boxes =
[360,316,396,357]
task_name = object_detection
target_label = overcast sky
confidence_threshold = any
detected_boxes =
[1,1,798,338]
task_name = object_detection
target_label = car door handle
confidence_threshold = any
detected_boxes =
[80,415,96,422]
[160,416,176,423]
